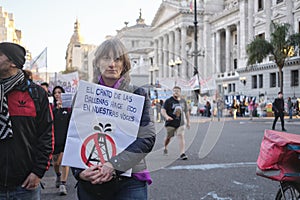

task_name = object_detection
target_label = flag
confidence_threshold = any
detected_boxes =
[189,75,200,90]
[189,0,193,12]
[30,48,47,70]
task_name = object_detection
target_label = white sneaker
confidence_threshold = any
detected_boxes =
[59,184,67,195]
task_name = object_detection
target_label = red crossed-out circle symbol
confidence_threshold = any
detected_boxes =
[81,133,116,167]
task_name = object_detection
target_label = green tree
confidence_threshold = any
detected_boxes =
[246,22,300,93]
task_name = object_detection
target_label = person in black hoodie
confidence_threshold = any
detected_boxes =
[272,91,286,131]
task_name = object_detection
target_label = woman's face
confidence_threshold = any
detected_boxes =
[98,51,123,85]
[53,88,62,100]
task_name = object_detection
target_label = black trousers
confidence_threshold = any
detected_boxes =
[272,112,285,130]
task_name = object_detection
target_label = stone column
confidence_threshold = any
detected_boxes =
[236,23,240,64]
[225,26,231,72]
[181,25,187,78]
[239,0,248,67]
[154,39,159,81]
[248,1,254,42]
[211,33,216,74]
[287,0,294,30]
[216,30,221,73]
[163,34,168,78]
[158,37,163,78]
[265,0,271,41]
[174,27,180,77]
[168,31,174,78]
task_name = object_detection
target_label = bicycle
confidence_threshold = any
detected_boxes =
[275,181,300,200]
[256,130,300,200]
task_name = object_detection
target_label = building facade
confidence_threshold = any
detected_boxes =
[65,0,300,101]
[65,19,97,81]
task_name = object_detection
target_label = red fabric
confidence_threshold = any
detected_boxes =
[8,90,36,117]
[257,129,300,182]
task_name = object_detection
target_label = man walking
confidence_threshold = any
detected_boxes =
[161,86,190,160]
[272,91,286,131]
[0,42,53,199]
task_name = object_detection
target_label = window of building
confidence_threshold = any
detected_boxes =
[234,33,237,45]
[228,84,232,93]
[259,74,263,88]
[232,83,236,92]
[257,33,265,40]
[291,70,299,86]
[234,59,238,69]
[258,0,264,11]
[276,0,283,4]
[270,72,276,87]
[252,75,257,89]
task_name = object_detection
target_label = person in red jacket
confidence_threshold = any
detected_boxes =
[0,42,53,199]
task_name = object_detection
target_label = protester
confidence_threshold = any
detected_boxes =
[205,101,211,118]
[248,97,254,120]
[272,91,286,131]
[240,98,247,117]
[287,97,293,121]
[296,98,300,118]
[231,99,239,119]
[0,42,53,199]
[71,38,156,200]
[161,86,190,160]
[41,82,52,97]
[52,86,71,195]
[217,98,224,121]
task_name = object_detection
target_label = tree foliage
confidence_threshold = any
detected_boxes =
[246,22,300,93]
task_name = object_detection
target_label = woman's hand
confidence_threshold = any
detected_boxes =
[79,163,115,184]
[79,165,101,182]
[56,99,62,108]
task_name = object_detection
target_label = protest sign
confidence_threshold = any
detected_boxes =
[62,80,145,176]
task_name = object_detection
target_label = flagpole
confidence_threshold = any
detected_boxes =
[45,48,48,83]
[193,0,201,99]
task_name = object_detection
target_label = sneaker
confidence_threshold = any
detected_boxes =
[282,128,287,132]
[59,184,67,195]
[55,176,61,188]
[163,149,168,155]
[180,153,188,160]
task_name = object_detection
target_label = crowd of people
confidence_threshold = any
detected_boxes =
[1,40,300,200]
[0,39,157,200]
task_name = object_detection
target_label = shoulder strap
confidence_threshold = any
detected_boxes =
[27,80,41,113]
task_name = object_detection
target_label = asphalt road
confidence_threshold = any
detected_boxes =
[41,117,300,200]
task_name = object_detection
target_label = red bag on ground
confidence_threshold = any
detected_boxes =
[256,129,300,182]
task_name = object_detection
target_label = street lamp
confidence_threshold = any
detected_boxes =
[191,0,203,99]
[174,57,182,77]
[239,77,246,85]
[168,57,182,86]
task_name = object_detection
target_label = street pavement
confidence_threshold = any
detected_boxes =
[41,116,300,200]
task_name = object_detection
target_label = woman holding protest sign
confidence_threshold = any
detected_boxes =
[71,38,156,200]
[52,86,71,195]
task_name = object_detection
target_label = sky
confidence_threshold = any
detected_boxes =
[1,0,162,72]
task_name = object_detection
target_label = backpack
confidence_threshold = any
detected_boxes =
[26,80,41,113]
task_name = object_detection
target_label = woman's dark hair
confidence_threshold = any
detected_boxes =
[52,86,65,95]
[52,86,65,108]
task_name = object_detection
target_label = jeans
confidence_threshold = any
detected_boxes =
[77,177,147,200]
[289,108,293,119]
[0,186,41,200]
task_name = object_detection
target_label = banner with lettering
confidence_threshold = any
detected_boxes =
[55,71,79,94]
[62,80,144,176]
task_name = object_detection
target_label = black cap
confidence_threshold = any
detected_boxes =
[0,42,26,68]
